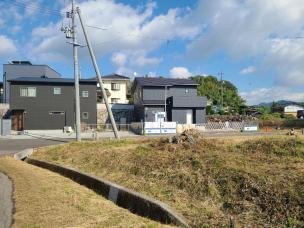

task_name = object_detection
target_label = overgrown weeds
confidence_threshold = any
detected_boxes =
[33,136,304,227]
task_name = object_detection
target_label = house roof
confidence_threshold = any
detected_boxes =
[101,74,129,80]
[8,77,97,84]
[134,77,198,87]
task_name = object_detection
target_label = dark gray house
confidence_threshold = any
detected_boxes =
[132,77,207,124]
[9,77,97,130]
[3,61,61,103]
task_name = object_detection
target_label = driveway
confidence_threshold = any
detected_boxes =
[0,138,69,156]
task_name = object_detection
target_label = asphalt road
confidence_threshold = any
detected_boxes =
[0,138,68,156]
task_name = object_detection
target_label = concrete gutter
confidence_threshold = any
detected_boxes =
[25,157,189,227]
[0,172,13,228]
[13,148,34,160]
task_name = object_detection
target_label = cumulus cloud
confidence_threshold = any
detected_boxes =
[170,67,192,78]
[28,0,200,64]
[187,0,304,88]
[111,52,127,67]
[0,35,17,57]
[240,66,256,74]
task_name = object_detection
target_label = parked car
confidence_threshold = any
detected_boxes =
[297,110,304,119]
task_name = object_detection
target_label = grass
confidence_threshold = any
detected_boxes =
[0,157,171,228]
[32,136,304,227]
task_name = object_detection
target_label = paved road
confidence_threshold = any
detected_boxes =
[0,138,68,156]
[0,172,13,228]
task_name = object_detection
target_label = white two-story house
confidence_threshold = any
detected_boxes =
[98,74,130,104]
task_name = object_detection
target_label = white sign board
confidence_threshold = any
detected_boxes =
[144,122,176,134]
[243,126,258,132]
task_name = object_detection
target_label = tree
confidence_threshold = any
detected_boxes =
[191,75,246,114]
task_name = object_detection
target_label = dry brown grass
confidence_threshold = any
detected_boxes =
[0,157,171,228]
[33,136,304,227]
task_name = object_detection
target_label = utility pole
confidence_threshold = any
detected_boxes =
[77,7,120,139]
[72,0,81,141]
[219,71,224,111]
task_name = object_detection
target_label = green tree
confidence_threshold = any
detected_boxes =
[191,75,246,114]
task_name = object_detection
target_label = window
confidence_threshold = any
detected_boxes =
[111,98,120,103]
[82,112,89,119]
[49,111,65,115]
[53,87,61,95]
[111,83,120,91]
[20,87,36,97]
[82,91,89,97]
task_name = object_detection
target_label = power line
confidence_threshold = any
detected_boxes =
[3,0,64,16]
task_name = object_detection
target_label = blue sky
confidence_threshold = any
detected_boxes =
[0,0,304,105]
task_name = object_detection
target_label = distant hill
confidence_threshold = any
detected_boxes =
[258,100,304,107]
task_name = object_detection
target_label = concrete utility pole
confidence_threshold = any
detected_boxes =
[77,7,120,139]
[72,0,81,141]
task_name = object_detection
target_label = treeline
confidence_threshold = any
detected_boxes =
[190,75,246,114]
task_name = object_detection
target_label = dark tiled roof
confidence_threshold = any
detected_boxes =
[135,77,198,87]
[101,74,129,80]
[8,77,97,84]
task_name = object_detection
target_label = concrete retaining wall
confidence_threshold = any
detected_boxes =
[26,158,189,227]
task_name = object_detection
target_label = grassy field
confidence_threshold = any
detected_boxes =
[0,157,171,228]
[33,135,304,227]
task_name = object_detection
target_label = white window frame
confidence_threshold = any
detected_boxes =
[82,91,89,98]
[111,83,120,91]
[53,87,61,95]
[82,112,89,119]
[20,87,36,97]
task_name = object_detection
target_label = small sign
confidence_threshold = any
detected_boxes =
[144,122,176,135]
[243,126,258,131]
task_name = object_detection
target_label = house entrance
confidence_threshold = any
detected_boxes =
[11,110,24,131]
[186,110,193,124]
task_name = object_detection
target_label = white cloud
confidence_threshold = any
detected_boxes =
[0,35,17,57]
[28,0,200,64]
[111,52,127,67]
[187,0,304,87]
[170,67,192,78]
[240,66,256,74]
[241,87,304,105]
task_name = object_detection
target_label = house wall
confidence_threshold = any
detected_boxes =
[172,108,189,124]
[142,85,197,101]
[144,106,165,122]
[196,108,206,124]
[102,80,128,104]
[3,64,60,103]
[10,83,96,130]
[172,108,206,124]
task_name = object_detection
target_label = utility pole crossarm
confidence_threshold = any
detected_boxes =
[76,7,120,139]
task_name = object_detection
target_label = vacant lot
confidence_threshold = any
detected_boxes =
[0,157,169,228]
[33,136,304,227]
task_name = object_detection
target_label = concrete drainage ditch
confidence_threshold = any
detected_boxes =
[15,149,189,228]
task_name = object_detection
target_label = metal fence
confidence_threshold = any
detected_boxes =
[196,121,259,131]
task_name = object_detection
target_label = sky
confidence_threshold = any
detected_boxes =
[0,0,304,105]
